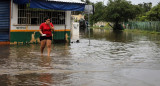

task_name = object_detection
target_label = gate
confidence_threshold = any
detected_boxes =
[0,0,10,41]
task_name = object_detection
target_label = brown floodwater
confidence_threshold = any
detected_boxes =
[0,29,160,86]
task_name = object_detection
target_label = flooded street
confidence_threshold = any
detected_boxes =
[1,29,160,86]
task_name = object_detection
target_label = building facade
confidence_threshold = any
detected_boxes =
[0,0,85,44]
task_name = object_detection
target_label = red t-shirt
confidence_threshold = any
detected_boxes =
[39,23,54,37]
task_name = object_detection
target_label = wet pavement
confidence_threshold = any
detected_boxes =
[0,29,160,86]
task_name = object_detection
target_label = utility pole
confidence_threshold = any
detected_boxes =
[88,12,90,46]
[84,5,94,46]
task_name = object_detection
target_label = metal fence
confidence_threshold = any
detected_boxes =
[124,21,160,32]
[18,4,65,25]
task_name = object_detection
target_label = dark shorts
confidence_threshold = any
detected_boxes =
[40,36,52,41]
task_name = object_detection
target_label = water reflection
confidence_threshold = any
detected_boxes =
[0,74,10,86]
[40,56,51,67]
[0,29,160,86]
[0,45,10,63]
[92,29,134,42]
[0,73,71,86]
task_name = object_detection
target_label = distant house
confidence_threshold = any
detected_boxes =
[71,14,85,22]
[94,22,107,27]
[0,0,85,44]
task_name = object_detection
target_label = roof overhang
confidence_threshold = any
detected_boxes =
[13,0,86,11]
[13,0,29,4]
[46,0,85,4]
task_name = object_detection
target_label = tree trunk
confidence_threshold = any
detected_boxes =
[113,21,123,30]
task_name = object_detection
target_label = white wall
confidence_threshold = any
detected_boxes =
[11,3,71,30]
[11,3,18,30]
[65,11,71,30]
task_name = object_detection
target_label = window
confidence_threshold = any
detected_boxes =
[18,4,65,25]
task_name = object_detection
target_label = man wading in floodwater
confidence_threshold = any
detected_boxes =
[39,17,54,56]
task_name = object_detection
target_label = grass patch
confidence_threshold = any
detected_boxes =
[92,26,112,30]
[124,29,160,35]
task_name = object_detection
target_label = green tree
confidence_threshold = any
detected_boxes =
[90,2,106,25]
[146,3,160,21]
[86,0,92,5]
[105,0,141,30]
[135,2,153,21]
[81,0,85,2]
[138,2,152,13]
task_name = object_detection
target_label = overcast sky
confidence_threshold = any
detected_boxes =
[91,0,160,6]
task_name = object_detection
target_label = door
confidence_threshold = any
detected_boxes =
[0,0,10,41]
